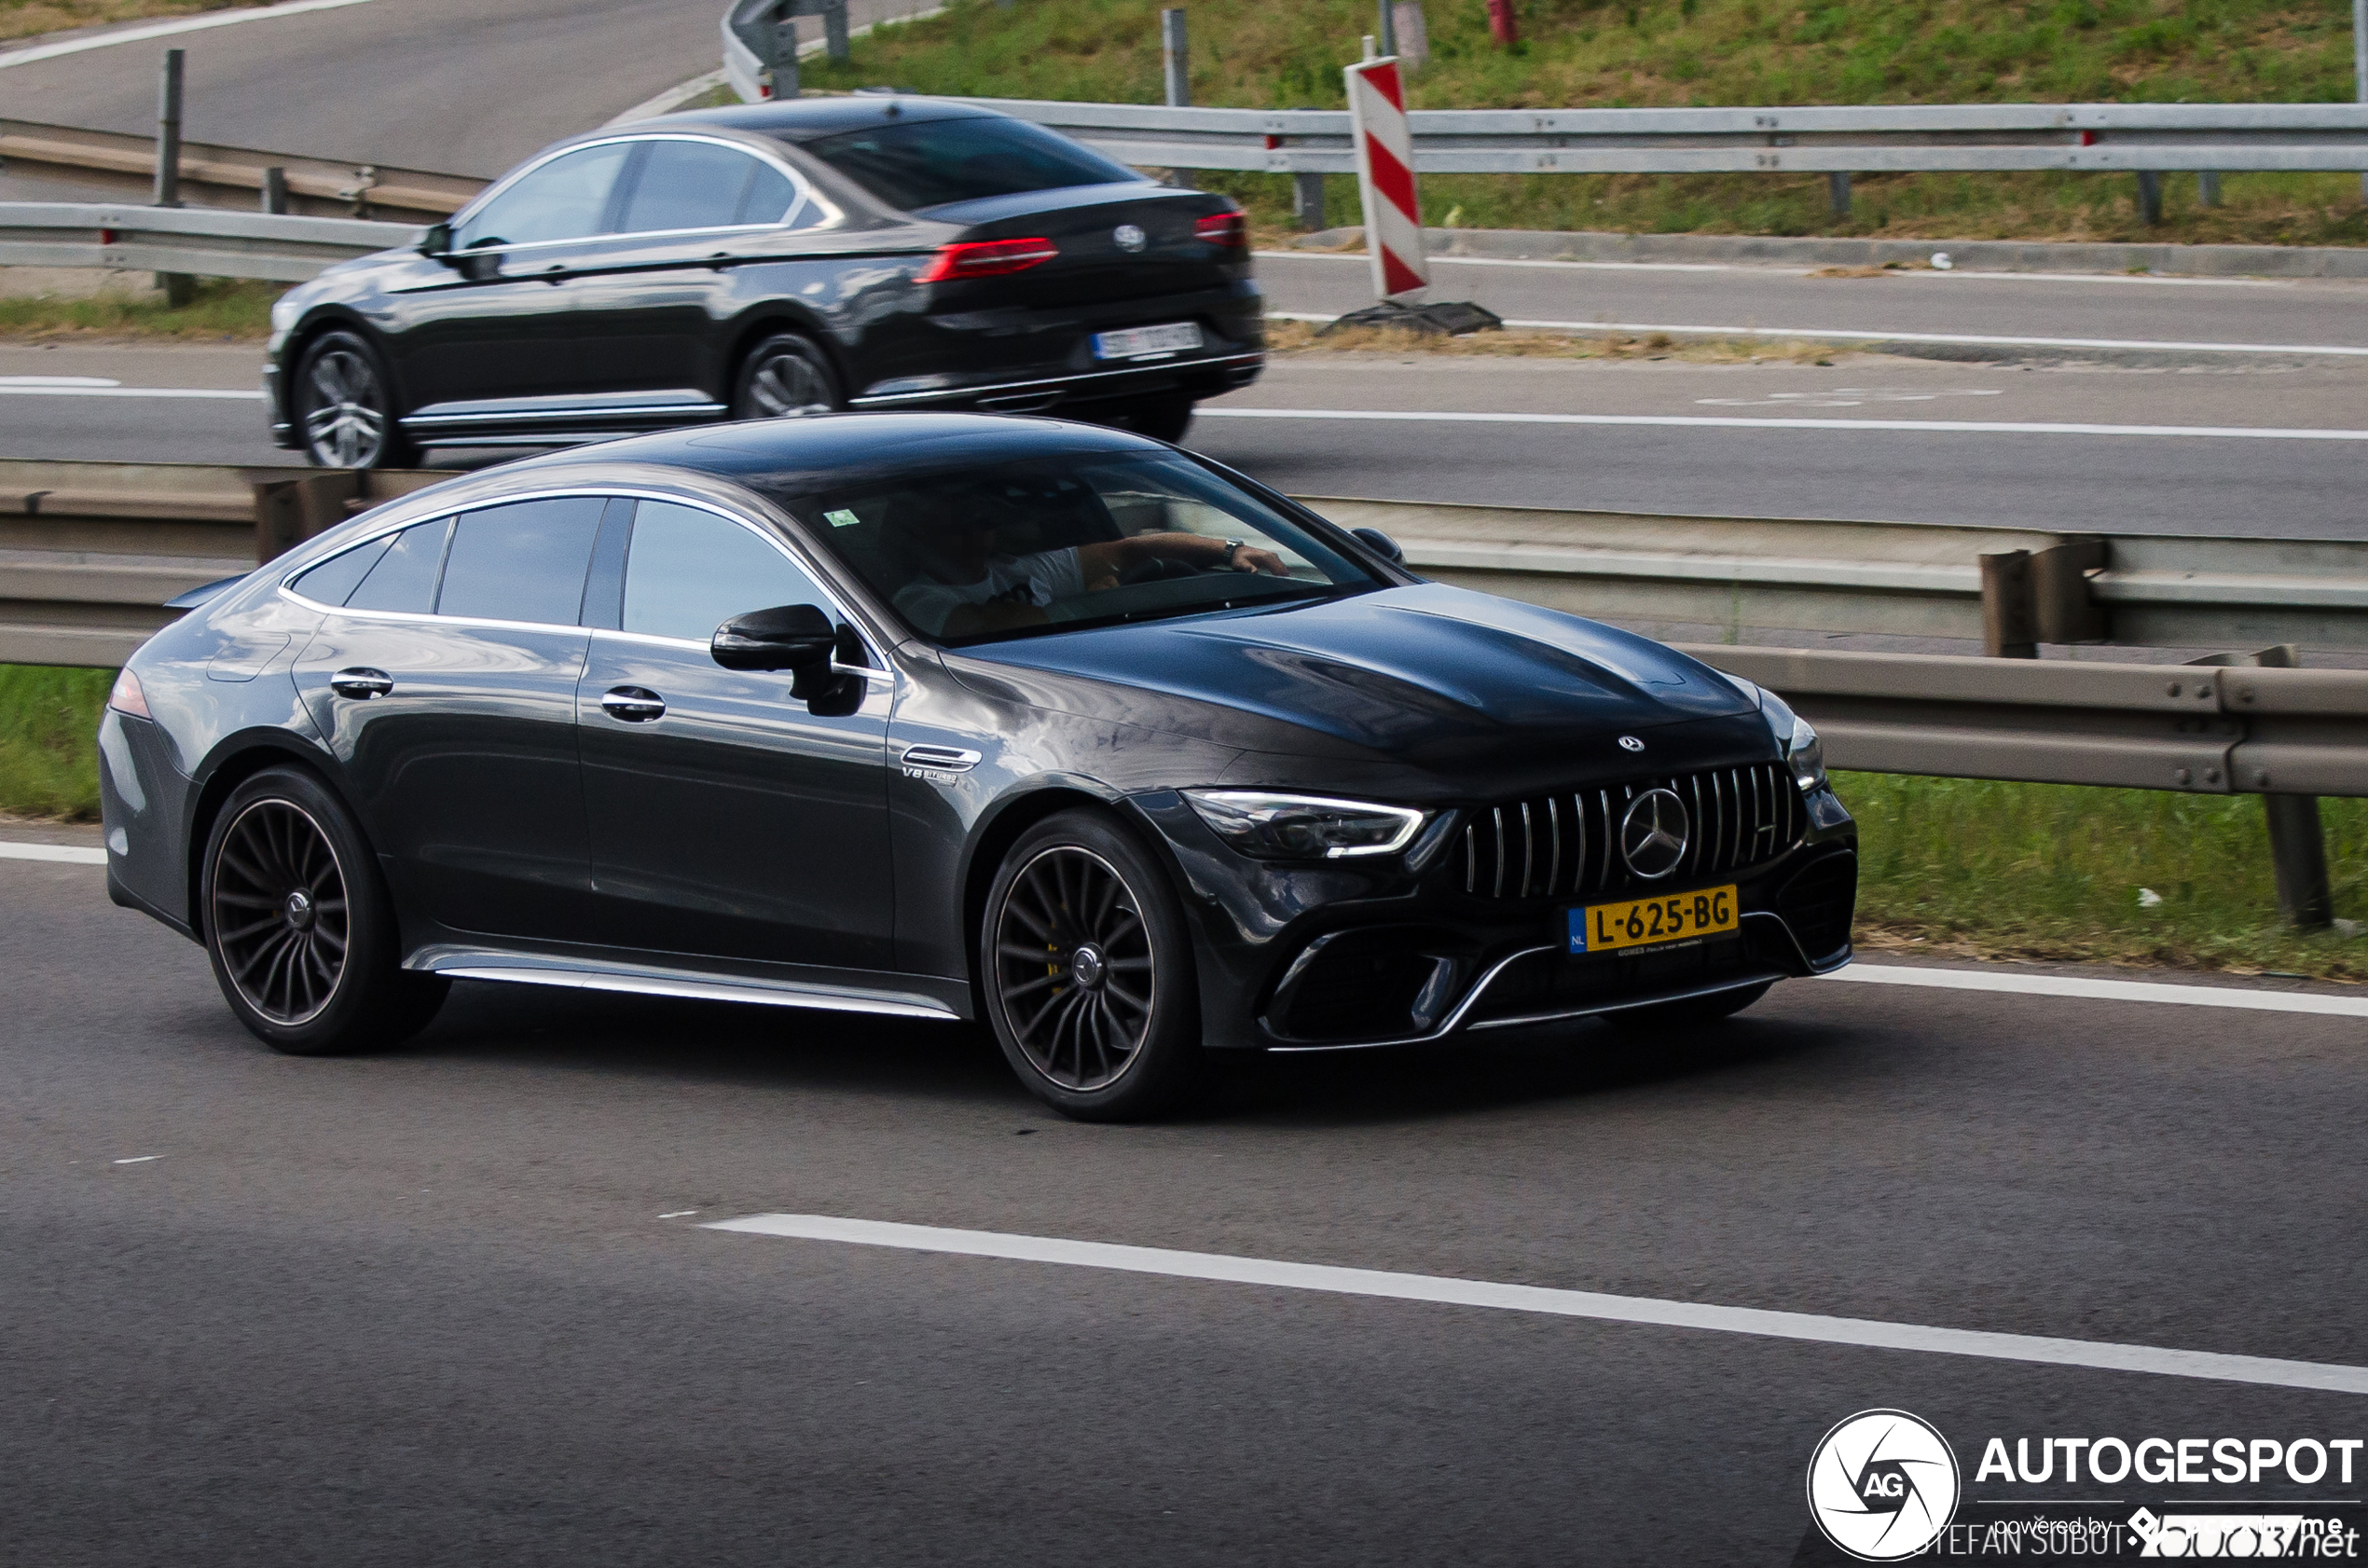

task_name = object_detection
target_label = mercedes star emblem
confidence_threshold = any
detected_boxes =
[1618,789,1691,880]
[1112,223,1149,253]
[1618,736,1645,752]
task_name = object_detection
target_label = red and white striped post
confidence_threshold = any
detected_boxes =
[1342,56,1428,304]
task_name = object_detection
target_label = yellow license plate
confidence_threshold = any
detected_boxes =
[1569,885,1738,955]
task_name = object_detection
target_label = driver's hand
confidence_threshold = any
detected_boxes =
[1232,545,1288,575]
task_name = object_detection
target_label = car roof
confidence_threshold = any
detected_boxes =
[662,95,1002,144]
[503,413,1172,496]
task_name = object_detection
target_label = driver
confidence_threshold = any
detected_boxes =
[888,489,1288,638]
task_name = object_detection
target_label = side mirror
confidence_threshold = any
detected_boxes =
[712,602,837,672]
[419,222,452,255]
[1351,526,1404,564]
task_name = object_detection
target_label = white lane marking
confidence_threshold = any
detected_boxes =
[0,385,265,400]
[0,375,121,387]
[0,842,107,864]
[0,0,383,68]
[1266,309,2368,357]
[1197,406,2368,441]
[706,1213,2368,1395]
[657,1209,701,1219]
[1258,251,2297,287]
[1826,963,2368,1018]
[112,1155,161,1164]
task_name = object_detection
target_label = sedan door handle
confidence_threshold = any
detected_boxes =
[599,686,666,722]
[329,667,393,699]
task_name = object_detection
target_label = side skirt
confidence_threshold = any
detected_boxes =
[409,947,967,1023]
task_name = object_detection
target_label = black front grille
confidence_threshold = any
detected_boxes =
[1458,761,1804,902]
[1775,850,1858,963]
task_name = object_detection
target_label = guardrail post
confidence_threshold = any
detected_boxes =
[2252,643,2335,929]
[767,6,801,100]
[1827,172,1851,218]
[1374,0,1397,57]
[261,165,288,214]
[2197,171,2222,208]
[152,48,194,307]
[2031,538,2108,643]
[2357,0,2367,199]
[1978,549,2038,658]
[822,0,849,62]
[1294,172,1328,229]
[1160,8,1190,186]
[1391,2,1429,66]
[2136,170,2164,226]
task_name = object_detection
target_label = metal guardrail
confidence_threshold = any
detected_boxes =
[952,97,2368,177]
[0,118,486,224]
[0,201,418,282]
[1310,498,2368,656]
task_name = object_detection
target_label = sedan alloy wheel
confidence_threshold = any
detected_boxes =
[994,845,1155,1091]
[210,797,351,1025]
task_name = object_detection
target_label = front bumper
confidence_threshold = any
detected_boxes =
[1130,788,1858,1052]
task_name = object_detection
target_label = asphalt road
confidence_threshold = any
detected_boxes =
[7,836,2367,1565]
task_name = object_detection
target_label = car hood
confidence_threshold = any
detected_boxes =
[945,584,1765,780]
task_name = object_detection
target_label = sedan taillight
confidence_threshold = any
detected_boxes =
[107,667,151,720]
[1193,212,1247,248]
[914,238,1059,283]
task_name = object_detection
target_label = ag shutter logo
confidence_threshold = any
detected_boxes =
[1808,1409,1962,1561]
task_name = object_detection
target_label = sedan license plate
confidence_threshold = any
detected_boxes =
[1093,322,1203,360]
[1569,884,1738,955]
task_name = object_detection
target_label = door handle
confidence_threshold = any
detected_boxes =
[599,686,666,722]
[329,667,392,699]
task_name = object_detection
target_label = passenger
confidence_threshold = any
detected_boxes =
[886,490,1288,638]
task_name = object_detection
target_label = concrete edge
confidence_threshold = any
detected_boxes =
[1287,224,2368,279]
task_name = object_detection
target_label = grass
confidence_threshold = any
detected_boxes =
[1,662,2357,978]
[0,0,267,45]
[0,278,281,341]
[0,665,110,820]
[803,0,2368,247]
[1265,317,1844,362]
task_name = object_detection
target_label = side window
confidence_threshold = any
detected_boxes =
[345,517,453,613]
[739,161,799,226]
[434,497,606,626]
[453,143,632,250]
[617,140,777,234]
[621,501,830,643]
[290,534,393,606]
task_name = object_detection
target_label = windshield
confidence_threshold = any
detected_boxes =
[801,115,1140,212]
[771,452,1382,646]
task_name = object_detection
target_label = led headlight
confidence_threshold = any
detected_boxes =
[1755,687,1827,794]
[1183,790,1428,860]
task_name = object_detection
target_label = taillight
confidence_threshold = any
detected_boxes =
[914,238,1059,283]
[107,667,151,721]
[1194,212,1247,248]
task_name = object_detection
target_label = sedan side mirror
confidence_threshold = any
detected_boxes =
[1351,526,1404,564]
[418,222,454,259]
[713,602,863,712]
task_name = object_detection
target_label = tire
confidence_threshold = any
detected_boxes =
[732,332,842,421]
[981,808,1203,1121]
[1603,981,1772,1034]
[1096,392,1194,444]
[200,765,447,1055]
[293,329,418,470]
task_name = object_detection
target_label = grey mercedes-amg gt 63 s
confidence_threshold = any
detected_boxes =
[100,415,1856,1120]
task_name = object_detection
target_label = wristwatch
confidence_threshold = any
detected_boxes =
[1220,538,1245,567]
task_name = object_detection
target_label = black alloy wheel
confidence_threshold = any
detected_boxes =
[295,330,417,469]
[732,332,842,421]
[200,766,447,1054]
[982,809,1202,1121]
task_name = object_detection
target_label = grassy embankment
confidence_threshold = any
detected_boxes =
[0,0,266,44]
[3,663,2359,977]
[804,0,2368,247]
[0,279,280,340]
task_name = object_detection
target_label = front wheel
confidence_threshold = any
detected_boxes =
[732,332,842,421]
[200,766,447,1055]
[981,809,1203,1121]
[294,329,417,469]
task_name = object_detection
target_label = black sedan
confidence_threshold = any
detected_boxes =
[100,415,1856,1120]
[264,97,1261,467]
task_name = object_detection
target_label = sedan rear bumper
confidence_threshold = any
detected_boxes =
[849,350,1264,415]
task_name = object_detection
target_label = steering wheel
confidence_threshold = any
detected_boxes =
[1120,557,1205,586]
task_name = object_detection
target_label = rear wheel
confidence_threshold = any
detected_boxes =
[732,332,841,420]
[982,809,1202,1121]
[294,329,417,469]
[200,766,447,1055]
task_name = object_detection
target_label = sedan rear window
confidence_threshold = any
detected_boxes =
[800,116,1139,212]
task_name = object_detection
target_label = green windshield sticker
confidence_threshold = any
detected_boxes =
[825,509,862,529]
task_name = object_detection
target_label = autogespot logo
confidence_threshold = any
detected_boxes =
[1808,1409,1962,1561]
